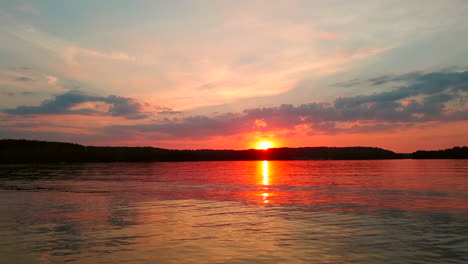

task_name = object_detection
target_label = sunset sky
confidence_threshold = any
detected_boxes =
[0,0,467,152]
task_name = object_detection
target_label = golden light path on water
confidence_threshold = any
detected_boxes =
[1,161,467,263]
[262,160,269,204]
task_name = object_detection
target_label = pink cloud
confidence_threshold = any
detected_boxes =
[320,32,340,39]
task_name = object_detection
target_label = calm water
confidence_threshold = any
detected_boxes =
[0,160,467,263]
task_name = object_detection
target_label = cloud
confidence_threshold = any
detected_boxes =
[15,76,34,82]
[45,75,58,85]
[155,106,182,115]
[335,71,468,108]
[331,78,361,88]
[367,72,422,86]
[2,90,153,119]
[102,70,468,139]
[2,70,467,143]
[3,20,137,66]
[3,3,392,111]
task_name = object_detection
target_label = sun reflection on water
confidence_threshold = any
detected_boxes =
[262,160,269,185]
[262,160,269,204]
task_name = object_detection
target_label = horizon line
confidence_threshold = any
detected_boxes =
[1,138,466,154]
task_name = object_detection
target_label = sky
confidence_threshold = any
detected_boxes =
[0,0,467,152]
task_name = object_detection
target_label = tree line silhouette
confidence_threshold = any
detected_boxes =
[412,147,468,159]
[0,139,466,163]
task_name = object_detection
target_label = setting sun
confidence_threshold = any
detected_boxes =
[257,141,273,150]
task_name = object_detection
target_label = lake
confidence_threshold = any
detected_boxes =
[0,160,467,263]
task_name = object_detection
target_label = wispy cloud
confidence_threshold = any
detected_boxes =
[0,1,467,150]
[17,28,136,65]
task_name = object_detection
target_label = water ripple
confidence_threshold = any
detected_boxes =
[0,160,467,263]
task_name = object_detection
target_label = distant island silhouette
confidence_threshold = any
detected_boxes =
[0,139,466,163]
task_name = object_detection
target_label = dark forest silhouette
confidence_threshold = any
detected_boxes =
[412,147,468,159]
[0,139,466,163]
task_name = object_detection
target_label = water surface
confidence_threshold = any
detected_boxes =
[0,160,467,263]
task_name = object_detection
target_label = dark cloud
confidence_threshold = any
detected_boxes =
[105,95,150,120]
[331,78,361,88]
[308,122,411,135]
[104,113,249,139]
[2,90,152,119]
[103,70,468,139]
[155,106,182,115]
[2,70,467,142]
[336,71,468,108]
[15,76,34,82]
[157,110,182,115]
[367,72,425,86]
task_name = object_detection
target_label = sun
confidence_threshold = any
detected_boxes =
[257,141,273,150]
